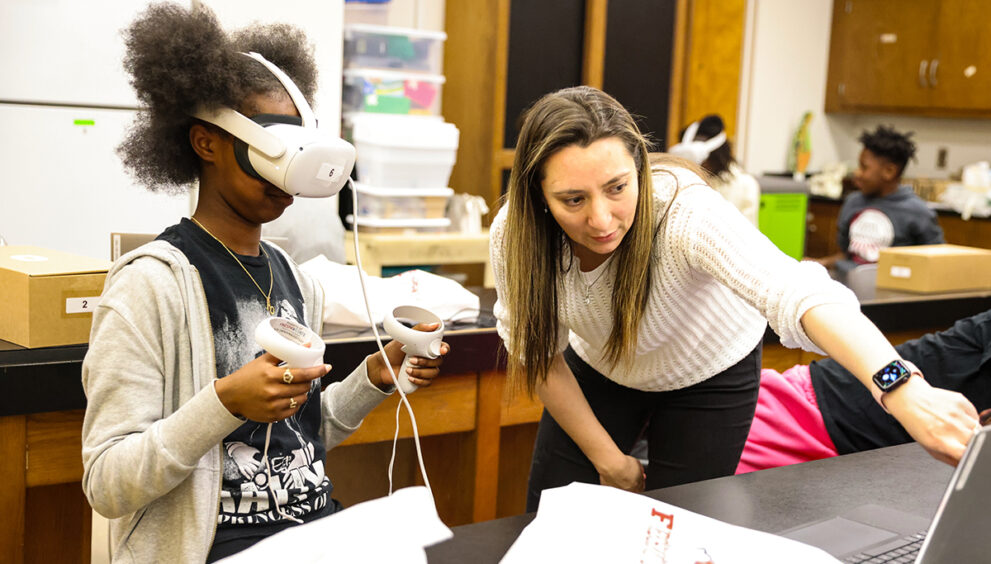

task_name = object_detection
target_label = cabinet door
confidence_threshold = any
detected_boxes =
[929,0,991,111]
[826,0,939,111]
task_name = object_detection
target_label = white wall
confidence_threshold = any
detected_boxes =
[740,0,991,179]
[740,0,839,175]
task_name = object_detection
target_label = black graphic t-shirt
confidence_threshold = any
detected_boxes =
[157,219,336,540]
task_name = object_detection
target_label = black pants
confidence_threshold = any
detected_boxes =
[526,343,762,512]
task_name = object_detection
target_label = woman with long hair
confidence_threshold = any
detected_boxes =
[490,86,978,511]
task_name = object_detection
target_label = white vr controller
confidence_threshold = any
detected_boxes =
[382,305,445,395]
[255,317,325,369]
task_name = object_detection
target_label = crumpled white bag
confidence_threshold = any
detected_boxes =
[300,255,481,327]
[218,487,451,563]
[940,161,991,220]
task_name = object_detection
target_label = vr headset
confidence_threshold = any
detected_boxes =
[667,120,727,165]
[193,52,356,198]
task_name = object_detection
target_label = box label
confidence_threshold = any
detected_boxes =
[889,266,912,279]
[65,296,100,315]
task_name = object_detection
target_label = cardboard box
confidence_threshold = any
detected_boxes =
[876,244,991,293]
[0,246,111,348]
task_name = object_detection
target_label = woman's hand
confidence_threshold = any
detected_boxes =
[366,322,450,391]
[885,376,980,465]
[597,453,646,493]
[214,352,329,423]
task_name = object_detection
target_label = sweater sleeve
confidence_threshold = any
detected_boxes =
[678,186,860,354]
[915,205,946,245]
[81,261,244,519]
[320,360,392,450]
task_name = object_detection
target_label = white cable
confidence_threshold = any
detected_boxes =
[348,178,433,496]
[262,421,303,524]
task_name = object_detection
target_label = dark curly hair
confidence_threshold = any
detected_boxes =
[117,3,318,193]
[858,125,916,177]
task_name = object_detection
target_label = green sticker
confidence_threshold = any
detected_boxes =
[73,119,95,126]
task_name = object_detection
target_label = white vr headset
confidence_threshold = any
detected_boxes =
[667,120,727,165]
[193,52,356,198]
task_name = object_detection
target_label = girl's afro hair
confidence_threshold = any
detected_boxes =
[117,3,317,193]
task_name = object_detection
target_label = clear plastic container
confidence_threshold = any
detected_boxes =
[346,215,451,233]
[344,24,447,75]
[344,2,390,26]
[353,183,454,220]
[350,113,459,188]
[342,68,445,116]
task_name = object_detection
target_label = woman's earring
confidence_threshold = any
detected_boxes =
[543,206,549,213]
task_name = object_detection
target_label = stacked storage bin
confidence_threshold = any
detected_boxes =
[342,22,460,233]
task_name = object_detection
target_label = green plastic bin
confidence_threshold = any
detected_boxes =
[758,192,808,260]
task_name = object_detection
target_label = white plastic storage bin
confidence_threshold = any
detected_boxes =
[353,183,454,220]
[350,114,459,188]
[346,215,451,233]
[343,68,445,116]
[344,24,447,75]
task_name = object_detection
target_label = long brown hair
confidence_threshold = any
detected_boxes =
[501,86,657,396]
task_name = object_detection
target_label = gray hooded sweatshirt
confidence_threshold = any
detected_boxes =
[81,240,390,562]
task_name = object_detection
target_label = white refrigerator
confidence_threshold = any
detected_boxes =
[0,1,194,260]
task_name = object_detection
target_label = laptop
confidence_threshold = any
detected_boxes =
[780,424,991,563]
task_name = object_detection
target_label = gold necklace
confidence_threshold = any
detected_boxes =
[190,217,276,315]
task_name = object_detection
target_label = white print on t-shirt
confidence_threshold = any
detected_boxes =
[848,208,894,263]
[216,296,329,524]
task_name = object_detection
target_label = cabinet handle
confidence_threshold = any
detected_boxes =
[929,59,939,86]
[919,60,929,87]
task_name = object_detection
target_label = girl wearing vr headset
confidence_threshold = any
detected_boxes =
[490,86,979,511]
[669,114,760,226]
[80,5,448,562]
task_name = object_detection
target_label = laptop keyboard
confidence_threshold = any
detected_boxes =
[844,531,927,563]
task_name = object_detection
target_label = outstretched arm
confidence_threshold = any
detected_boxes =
[802,303,980,465]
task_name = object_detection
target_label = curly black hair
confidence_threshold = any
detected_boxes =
[117,3,318,193]
[858,125,917,177]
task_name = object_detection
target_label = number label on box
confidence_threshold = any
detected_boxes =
[890,266,912,279]
[66,297,100,314]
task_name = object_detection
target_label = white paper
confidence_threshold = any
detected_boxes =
[219,486,451,563]
[501,483,840,564]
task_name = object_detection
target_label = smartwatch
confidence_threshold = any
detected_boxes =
[871,359,922,411]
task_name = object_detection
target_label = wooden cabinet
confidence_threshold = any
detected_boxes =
[825,0,991,117]
[804,196,991,258]
[442,0,681,211]
[805,198,842,258]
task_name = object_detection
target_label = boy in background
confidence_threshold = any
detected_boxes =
[815,125,944,273]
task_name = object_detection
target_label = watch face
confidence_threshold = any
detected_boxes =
[874,361,911,390]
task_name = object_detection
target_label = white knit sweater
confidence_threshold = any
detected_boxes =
[490,165,859,392]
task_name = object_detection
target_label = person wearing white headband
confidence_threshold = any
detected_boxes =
[669,115,759,226]
[80,5,449,562]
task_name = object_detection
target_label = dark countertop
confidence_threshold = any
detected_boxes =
[0,289,501,417]
[425,442,950,563]
[3,287,990,417]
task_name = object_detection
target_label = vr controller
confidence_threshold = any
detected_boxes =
[255,317,325,369]
[382,306,445,395]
